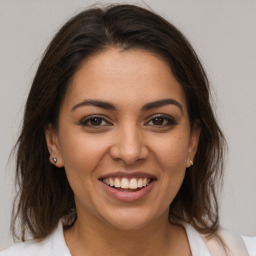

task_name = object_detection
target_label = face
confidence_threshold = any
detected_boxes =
[45,48,200,230]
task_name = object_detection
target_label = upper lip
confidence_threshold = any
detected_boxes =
[99,171,157,180]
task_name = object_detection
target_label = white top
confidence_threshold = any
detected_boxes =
[0,221,255,256]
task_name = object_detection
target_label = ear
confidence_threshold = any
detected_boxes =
[186,121,201,168]
[44,124,64,168]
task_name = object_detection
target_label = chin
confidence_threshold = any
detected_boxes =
[100,207,161,231]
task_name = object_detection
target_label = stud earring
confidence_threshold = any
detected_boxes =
[52,158,57,164]
[189,160,194,166]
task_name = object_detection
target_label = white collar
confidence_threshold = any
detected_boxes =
[54,221,210,256]
[51,221,71,256]
[182,222,211,256]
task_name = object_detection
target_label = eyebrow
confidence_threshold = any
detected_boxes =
[141,98,183,114]
[71,98,183,114]
[71,99,117,111]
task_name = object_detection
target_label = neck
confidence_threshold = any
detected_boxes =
[64,212,190,256]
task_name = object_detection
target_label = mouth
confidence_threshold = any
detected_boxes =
[101,177,153,192]
[99,173,157,202]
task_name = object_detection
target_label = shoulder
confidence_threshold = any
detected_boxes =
[204,228,256,256]
[0,239,51,256]
[0,221,70,256]
[183,222,255,256]
[241,235,256,256]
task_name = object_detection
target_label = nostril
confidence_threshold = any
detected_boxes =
[109,142,149,165]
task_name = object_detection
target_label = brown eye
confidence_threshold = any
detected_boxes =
[152,117,165,126]
[88,117,103,126]
[80,116,111,127]
[146,115,177,127]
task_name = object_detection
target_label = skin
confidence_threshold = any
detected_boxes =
[45,48,201,256]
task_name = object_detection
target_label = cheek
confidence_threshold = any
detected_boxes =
[151,131,190,170]
[58,133,110,208]
[149,132,189,201]
[58,129,109,182]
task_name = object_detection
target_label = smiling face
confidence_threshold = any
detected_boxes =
[45,48,200,231]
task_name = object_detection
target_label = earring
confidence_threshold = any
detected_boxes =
[189,160,194,166]
[52,158,57,164]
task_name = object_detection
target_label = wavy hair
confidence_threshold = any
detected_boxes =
[12,4,226,241]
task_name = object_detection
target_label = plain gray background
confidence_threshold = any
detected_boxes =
[0,0,255,250]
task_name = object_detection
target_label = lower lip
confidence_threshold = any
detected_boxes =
[101,181,155,203]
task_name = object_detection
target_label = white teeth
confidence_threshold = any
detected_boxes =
[114,178,121,187]
[137,178,143,188]
[129,178,138,189]
[104,178,110,185]
[121,178,129,189]
[109,177,114,186]
[103,177,151,190]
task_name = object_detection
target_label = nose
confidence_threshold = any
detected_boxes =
[109,125,149,165]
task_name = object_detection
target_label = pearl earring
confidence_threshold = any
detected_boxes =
[189,160,194,166]
[52,158,57,164]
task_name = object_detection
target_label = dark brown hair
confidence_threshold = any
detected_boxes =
[12,4,225,241]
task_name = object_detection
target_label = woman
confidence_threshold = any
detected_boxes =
[0,4,255,256]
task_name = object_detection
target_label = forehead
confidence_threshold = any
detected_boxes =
[63,48,187,112]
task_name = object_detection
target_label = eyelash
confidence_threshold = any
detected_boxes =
[79,114,177,129]
[79,115,111,128]
[145,114,177,127]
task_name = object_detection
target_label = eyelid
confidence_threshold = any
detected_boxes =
[144,113,178,126]
[78,113,177,128]
[79,114,112,127]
